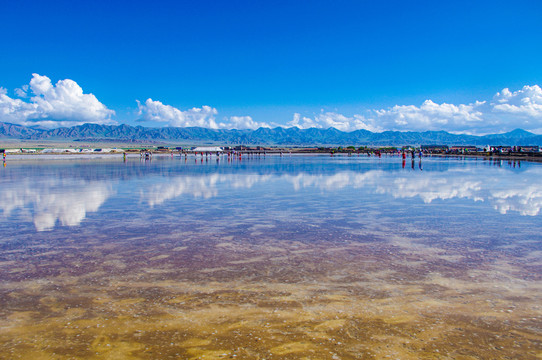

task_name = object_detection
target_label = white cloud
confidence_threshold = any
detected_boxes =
[290,85,542,134]
[0,74,115,128]
[373,100,486,133]
[291,101,488,133]
[14,85,29,98]
[0,87,39,124]
[288,111,380,132]
[137,84,542,133]
[289,112,320,129]
[137,99,220,128]
[3,75,541,134]
[226,116,271,130]
[137,98,271,130]
[492,85,542,118]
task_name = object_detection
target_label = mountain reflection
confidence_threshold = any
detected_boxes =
[0,178,114,231]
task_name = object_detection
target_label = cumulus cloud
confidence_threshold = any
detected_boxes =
[290,85,542,134]
[289,102,487,133]
[3,75,541,134]
[0,74,115,128]
[225,116,271,130]
[0,87,39,124]
[492,85,542,118]
[14,85,29,98]
[137,99,220,128]
[137,98,271,130]
[289,111,380,132]
[373,100,486,133]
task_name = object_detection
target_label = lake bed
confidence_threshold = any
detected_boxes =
[1,154,541,359]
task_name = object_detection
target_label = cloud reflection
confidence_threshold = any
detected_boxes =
[491,186,542,216]
[140,167,542,217]
[4,163,540,234]
[378,176,484,204]
[0,179,114,231]
[142,174,272,207]
[283,168,542,216]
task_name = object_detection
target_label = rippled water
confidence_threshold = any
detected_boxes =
[1,154,541,359]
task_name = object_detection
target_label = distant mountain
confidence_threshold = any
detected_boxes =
[1,122,542,146]
[483,128,535,140]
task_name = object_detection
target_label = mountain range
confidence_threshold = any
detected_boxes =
[1,122,542,146]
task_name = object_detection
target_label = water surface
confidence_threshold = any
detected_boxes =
[1,154,541,359]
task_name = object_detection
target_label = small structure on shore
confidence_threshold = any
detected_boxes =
[190,146,224,153]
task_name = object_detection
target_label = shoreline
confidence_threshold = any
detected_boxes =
[430,153,542,163]
[3,151,542,164]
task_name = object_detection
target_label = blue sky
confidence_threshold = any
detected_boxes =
[1,0,541,134]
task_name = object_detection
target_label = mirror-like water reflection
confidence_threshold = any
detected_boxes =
[0,155,541,359]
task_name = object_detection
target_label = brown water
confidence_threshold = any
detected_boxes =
[0,155,541,359]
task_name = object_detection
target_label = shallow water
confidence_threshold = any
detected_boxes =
[0,154,541,359]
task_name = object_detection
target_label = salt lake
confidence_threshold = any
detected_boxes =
[0,154,541,359]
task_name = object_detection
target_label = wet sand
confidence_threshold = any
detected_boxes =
[1,224,541,359]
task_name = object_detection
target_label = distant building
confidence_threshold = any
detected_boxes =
[519,146,539,152]
[191,146,224,152]
[421,145,448,152]
[494,146,512,153]
[450,146,478,154]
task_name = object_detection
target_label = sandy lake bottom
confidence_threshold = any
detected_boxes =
[0,155,541,359]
